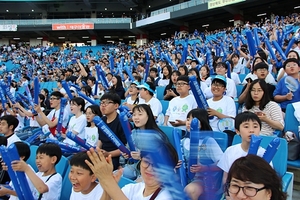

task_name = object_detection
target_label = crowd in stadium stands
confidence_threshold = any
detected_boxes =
[0,12,299,200]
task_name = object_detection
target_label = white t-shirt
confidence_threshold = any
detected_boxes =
[230,72,241,85]
[122,183,172,200]
[217,144,267,173]
[165,95,197,130]
[6,134,21,147]
[126,96,145,105]
[64,114,87,145]
[84,126,99,147]
[158,79,170,87]
[70,183,103,200]
[9,165,35,200]
[242,73,276,85]
[45,108,69,130]
[204,77,237,99]
[207,96,236,131]
[31,172,62,200]
[142,97,162,117]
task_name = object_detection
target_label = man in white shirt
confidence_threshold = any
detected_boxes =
[0,115,21,147]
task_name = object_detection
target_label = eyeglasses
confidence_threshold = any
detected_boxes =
[212,83,225,88]
[50,97,60,101]
[227,183,266,197]
[175,82,189,87]
[100,101,115,106]
[256,68,267,72]
[216,65,225,69]
[141,158,153,169]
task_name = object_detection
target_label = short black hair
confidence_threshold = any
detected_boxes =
[0,115,19,131]
[235,111,261,131]
[87,76,96,83]
[15,142,30,162]
[149,68,158,73]
[70,152,93,175]
[214,62,228,71]
[100,92,121,105]
[283,58,299,70]
[50,91,64,98]
[177,75,189,83]
[254,62,269,71]
[37,143,62,165]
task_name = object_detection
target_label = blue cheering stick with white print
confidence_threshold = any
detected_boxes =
[93,116,131,155]
[119,111,135,152]
[188,118,200,180]
[66,131,95,150]
[136,130,190,200]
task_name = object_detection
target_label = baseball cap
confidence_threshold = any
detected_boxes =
[212,75,227,86]
[137,82,156,94]
[187,56,193,60]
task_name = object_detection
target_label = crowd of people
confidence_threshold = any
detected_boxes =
[0,11,299,200]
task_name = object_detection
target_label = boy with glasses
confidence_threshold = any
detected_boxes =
[204,62,237,99]
[207,75,236,132]
[99,92,127,170]
[163,75,197,131]
[34,91,69,137]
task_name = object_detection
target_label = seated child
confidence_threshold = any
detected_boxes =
[69,152,103,199]
[10,143,62,200]
[217,111,271,198]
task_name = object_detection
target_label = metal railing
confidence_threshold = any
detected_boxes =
[0,18,132,25]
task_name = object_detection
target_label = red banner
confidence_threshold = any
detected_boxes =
[52,23,94,31]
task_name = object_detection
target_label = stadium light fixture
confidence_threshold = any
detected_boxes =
[128,36,135,38]
[104,36,111,38]
[13,38,20,40]
[202,24,209,27]
[294,6,300,9]
[161,33,166,35]
[82,36,89,39]
[257,13,266,17]
[6,10,9,12]
[229,19,234,22]
[58,37,65,39]
[37,37,43,40]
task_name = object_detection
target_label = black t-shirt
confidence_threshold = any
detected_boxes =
[163,85,179,101]
[99,114,127,170]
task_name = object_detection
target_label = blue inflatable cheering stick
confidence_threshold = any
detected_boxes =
[66,131,95,150]
[262,137,280,163]
[172,128,188,187]
[93,116,130,155]
[33,77,40,105]
[188,118,200,180]
[56,98,67,140]
[119,111,135,152]
[247,134,262,155]
[189,76,209,110]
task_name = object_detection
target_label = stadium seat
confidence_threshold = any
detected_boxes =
[236,84,244,97]
[55,155,69,177]
[60,165,72,200]
[283,104,300,168]
[161,100,169,115]
[27,145,39,172]
[118,176,136,188]
[156,86,165,100]
[232,135,293,198]
[238,74,246,82]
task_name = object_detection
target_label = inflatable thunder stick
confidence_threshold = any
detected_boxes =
[25,128,43,144]
[56,98,67,139]
[188,118,200,180]
[247,134,262,155]
[119,111,135,152]
[143,61,150,83]
[0,146,25,200]
[0,87,7,111]
[46,138,83,153]
[173,128,188,187]
[24,84,35,113]
[189,76,209,109]
[272,40,287,60]
[62,80,74,99]
[285,37,296,56]
[93,116,130,155]
[263,137,280,163]
[8,144,35,200]
[95,65,109,90]
[136,131,190,200]
[245,31,256,57]
[226,61,231,79]
[66,131,94,150]
[125,66,134,82]
[263,37,277,61]
[0,81,17,104]
[33,77,40,105]
[77,91,97,105]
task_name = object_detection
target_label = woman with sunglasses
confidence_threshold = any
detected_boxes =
[226,154,286,200]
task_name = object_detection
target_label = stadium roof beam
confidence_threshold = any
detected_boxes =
[83,0,91,9]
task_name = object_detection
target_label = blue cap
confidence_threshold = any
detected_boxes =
[130,81,140,86]
[137,82,156,94]
[187,56,193,60]
[212,75,227,85]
